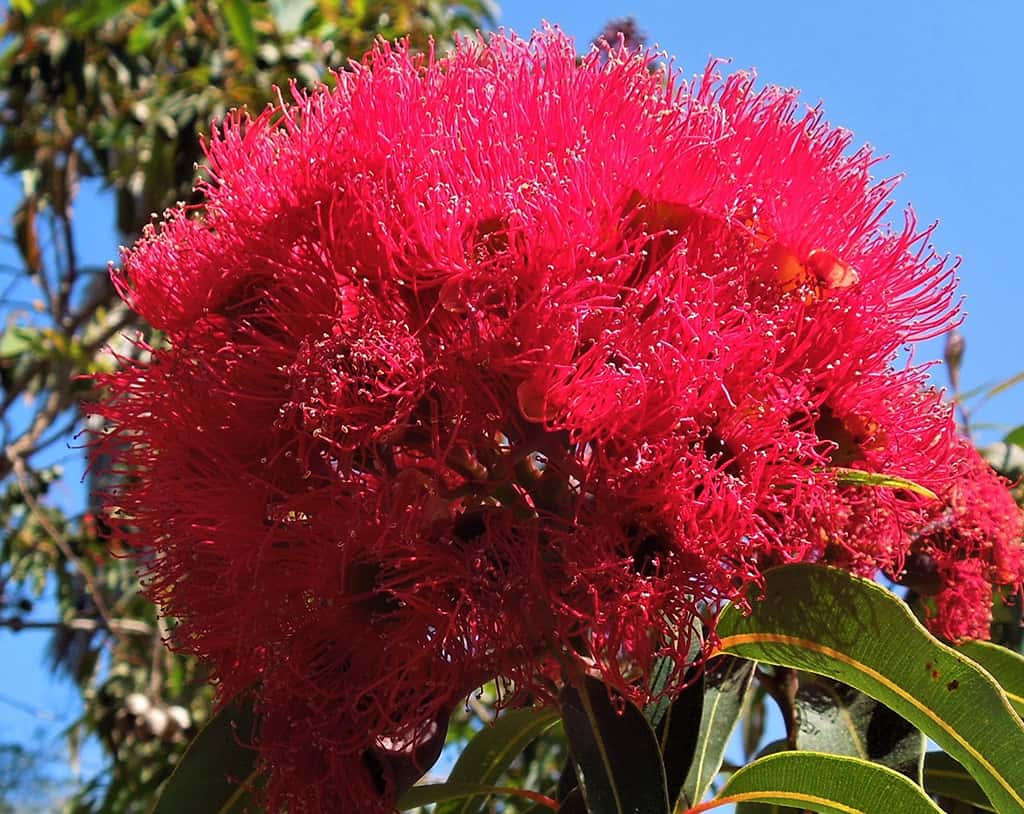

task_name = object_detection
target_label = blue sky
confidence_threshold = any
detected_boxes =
[501,1,1024,436]
[2,0,1023,801]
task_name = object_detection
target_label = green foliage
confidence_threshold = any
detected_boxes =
[432,706,560,814]
[717,565,1024,813]
[559,675,669,814]
[679,657,755,808]
[714,752,944,814]
[149,699,257,814]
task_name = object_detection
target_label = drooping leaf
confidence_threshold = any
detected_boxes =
[221,0,257,59]
[830,467,938,500]
[150,699,258,814]
[1003,425,1024,449]
[924,751,995,812]
[734,741,799,814]
[703,752,943,814]
[716,564,1024,814]
[679,657,756,808]
[795,676,925,782]
[957,640,1024,717]
[644,615,703,729]
[398,781,557,811]
[656,670,705,808]
[426,706,560,814]
[559,675,670,814]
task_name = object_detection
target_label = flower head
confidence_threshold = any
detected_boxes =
[94,28,1022,811]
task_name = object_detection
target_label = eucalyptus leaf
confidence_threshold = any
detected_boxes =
[149,699,258,814]
[830,467,938,500]
[656,670,704,808]
[796,676,924,782]
[559,675,670,814]
[679,657,756,808]
[221,0,257,59]
[957,640,1024,717]
[924,751,995,812]
[427,707,560,814]
[707,752,943,814]
[398,781,556,810]
[717,564,1024,814]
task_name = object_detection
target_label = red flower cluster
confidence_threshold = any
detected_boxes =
[94,29,1023,812]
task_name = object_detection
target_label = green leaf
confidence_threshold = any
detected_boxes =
[559,675,670,814]
[1003,425,1024,448]
[0,326,44,358]
[795,677,925,782]
[427,706,560,814]
[150,700,258,814]
[221,0,257,59]
[656,670,704,808]
[924,752,995,812]
[830,468,938,500]
[705,752,943,814]
[957,640,1024,717]
[398,781,556,810]
[957,371,1024,404]
[717,564,1024,814]
[986,370,1024,400]
[644,616,702,728]
[679,657,756,808]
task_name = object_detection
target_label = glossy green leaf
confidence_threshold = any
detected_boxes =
[221,0,257,59]
[717,564,1024,814]
[559,675,670,814]
[657,671,704,808]
[150,700,258,814]
[1003,425,1024,448]
[428,706,560,814]
[398,781,557,810]
[679,657,756,808]
[701,752,943,814]
[644,616,703,728]
[957,640,1024,716]
[924,751,995,812]
[831,468,938,500]
[795,676,924,782]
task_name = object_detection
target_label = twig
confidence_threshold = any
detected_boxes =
[7,456,119,637]
[0,615,153,636]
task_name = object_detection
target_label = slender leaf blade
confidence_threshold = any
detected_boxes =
[150,700,258,814]
[957,640,1024,716]
[679,657,755,808]
[831,468,938,500]
[559,675,670,814]
[717,564,1024,814]
[924,751,995,812]
[712,752,943,814]
[221,0,257,59]
[657,671,705,808]
[399,781,556,810]
[431,706,559,814]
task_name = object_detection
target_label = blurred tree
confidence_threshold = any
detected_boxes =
[0,1,495,810]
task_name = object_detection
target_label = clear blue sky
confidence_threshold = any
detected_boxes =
[2,0,1023,800]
